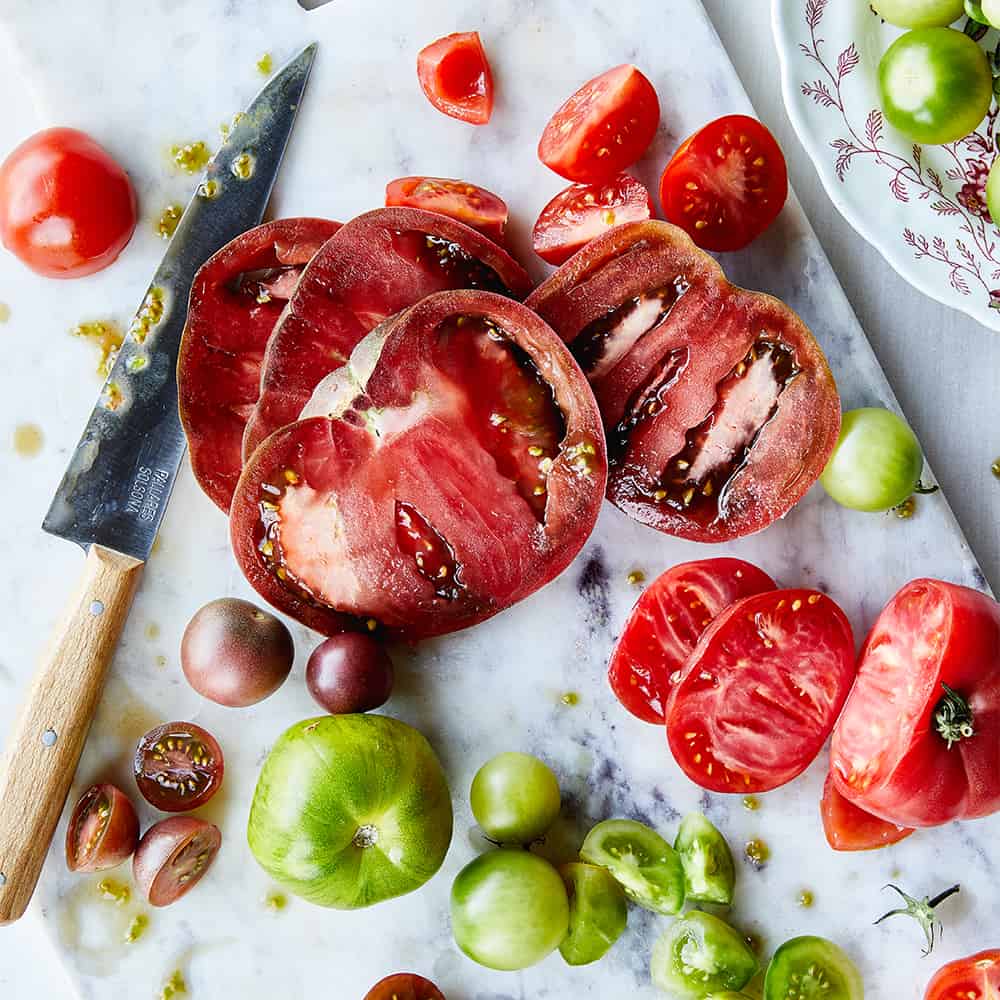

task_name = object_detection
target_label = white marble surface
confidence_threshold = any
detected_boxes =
[0,1,998,998]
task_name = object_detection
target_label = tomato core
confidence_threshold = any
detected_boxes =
[933,683,975,749]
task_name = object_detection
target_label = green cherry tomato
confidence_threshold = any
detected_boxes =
[558,862,628,967]
[820,407,925,512]
[450,849,570,971]
[470,752,561,844]
[871,0,965,27]
[985,0,1000,25]
[878,28,993,145]
[764,936,863,1000]
[580,818,685,915]
[651,911,760,999]
[987,156,1000,223]
[674,812,736,906]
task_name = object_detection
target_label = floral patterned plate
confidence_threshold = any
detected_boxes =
[773,0,1000,329]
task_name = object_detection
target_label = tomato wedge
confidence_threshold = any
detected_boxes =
[659,115,788,253]
[417,32,494,125]
[609,558,776,723]
[924,951,1000,1000]
[665,589,855,793]
[820,773,914,852]
[364,974,445,1000]
[386,176,508,243]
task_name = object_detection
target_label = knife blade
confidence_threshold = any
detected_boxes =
[0,43,317,925]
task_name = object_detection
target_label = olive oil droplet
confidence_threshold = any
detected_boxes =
[124,912,149,943]
[155,204,183,240]
[158,969,187,999]
[798,889,815,908]
[97,878,130,905]
[145,623,160,641]
[561,692,580,706]
[744,838,770,868]
[626,569,646,585]
[895,496,916,519]
[12,423,43,458]
[992,458,1000,479]
[72,320,123,378]
[263,891,287,912]
[742,795,760,812]
[170,141,210,174]
[0,303,10,323]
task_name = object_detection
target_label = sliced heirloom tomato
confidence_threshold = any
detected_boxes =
[666,589,855,794]
[177,218,341,511]
[65,783,140,873]
[364,975,446,1000]
[232,290,607,639]
[133,721,224,812]
[417,32,494,125]
[386,176,508,243]
[133,817,221,907]
[924,951,1000,1000]
[609,558,776,723]
[820,773,914,852]
[527,221,840,542]
[243,208,531,458]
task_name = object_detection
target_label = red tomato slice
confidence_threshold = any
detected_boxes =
[609,558,776,723]
[820,773,914,852]
[659,115,788,253]
[538,65,660,183]
[417,32,494,125]
[364,974,446,1000]
[665,589,855,794]
[924,951,1000,1000]
[832,579,1000,828]
[532,175,655,266]
[386,176,508,243]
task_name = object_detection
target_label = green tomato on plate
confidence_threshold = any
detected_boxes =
[871,0,965,27]
[763,936,864,1000]
[470,751,561,844]
[987,156,1000,223]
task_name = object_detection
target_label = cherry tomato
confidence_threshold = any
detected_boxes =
[924,950,1000,1000]
[305,633,394,714]
[386,176,508,243]
[820,773,914,852]
[417,32,494,125]
[659,115,788,252]
[133,721,224,812]
[532,175,655,266]
[538,65,660,183]
[133,817,221,907]
[609,559,776,724]
[871,0,965,27]
[470,752,561,844]
[65,783,139,873]
[364,975,446,1000]
[0,127,136,278]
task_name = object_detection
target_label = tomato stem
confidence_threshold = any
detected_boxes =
[913,481,939,496]
[875,883,961,956]
[934,683,975,749]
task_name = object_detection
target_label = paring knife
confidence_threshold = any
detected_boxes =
[0,43,317,924]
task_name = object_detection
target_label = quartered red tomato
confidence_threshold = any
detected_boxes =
[133,722,224,812]
[820,773,914,852]
[665,589,855,793]
[538,65,660,183]
[417,32,494,125]
[364,974,446,1000]
[243,208,531,459]
[924,951,1000,1000]
[832,579,1000,828]
[608,558,776,723]
[386,176,508,243]
[532,174,654,266]
[65,783,140,872]
[133,817,221,907]
[232,290,607,640]
[178,218,340,511]
[660,115,788,253]
[526,221,841,542]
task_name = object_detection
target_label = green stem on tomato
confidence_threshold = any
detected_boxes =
[934,684,975,749]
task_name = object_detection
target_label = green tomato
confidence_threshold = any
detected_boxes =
[879,28,993,145]
[764,936,863,1000]
[674,812,736,906]
[651,911,760,999]
[820,407,925,512]
[706,995,755,1000]
[987,156,1000,224]
[558,862,628,966]
[871,0,965,27]
[580,818,685,915]
[985,0,1000,25]
[450,848,569,971]
[470,752,561,844]
[247,715,452,908]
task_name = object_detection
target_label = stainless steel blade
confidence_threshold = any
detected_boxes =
[42,43,317,560]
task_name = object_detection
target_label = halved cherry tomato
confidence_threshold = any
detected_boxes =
[924,950,1000,1000]
[133,817,221,907]
[609,558,776,723]
[417,32,494,125]
[532,175,654,266]
[386,176,508,242]
[65,783,139,873]
[659,115,788,252]
[820,773,914,852]
[539,65,660,183]
[133,721,224,812]
[364,974,446,1000]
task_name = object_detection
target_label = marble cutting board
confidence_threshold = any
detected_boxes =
[0,1,993,997]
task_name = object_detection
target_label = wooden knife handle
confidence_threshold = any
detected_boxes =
[0,544,143,924]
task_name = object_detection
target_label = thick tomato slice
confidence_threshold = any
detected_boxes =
[665,589,855,794]
[244,208,532,459]
[538,65,660,183]
[924,951,1000,1000]
[526,221,840,542]
[609,558,776,724]
[417,32,494,125]
[231,290,606,640]
[660,115,788,253]
[364,974,446,1000]
[832,579,1000,828]
[177,218,340,511]
[532,175,655,266]
[386,176,508,243]
[820,773,914,852]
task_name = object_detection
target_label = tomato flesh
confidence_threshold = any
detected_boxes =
[924,950,1000,1000]
[820,773,914,852]
[364,974,446,1000]
[386,176,508,243]
[65,783,139,873]
[417,32,494,125]
[133,722,224,812]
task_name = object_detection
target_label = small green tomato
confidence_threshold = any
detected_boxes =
[871,0,965,27]
[470,752,561,844]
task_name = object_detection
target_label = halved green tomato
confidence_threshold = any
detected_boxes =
[764,937,863,1000]
[558,862,628,966]
[580,819,685,915]
[675,813,736,906]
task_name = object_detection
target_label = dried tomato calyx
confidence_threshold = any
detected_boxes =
[934,683,975,749]
[874,883,961,956]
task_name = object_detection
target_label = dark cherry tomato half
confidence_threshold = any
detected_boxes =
[364,974,446,1000]
[306,633,395,715]
[820,773,914,853]
[133,721,224,812]
[417,32,494,125]
[133,816,221,907]
[65,783,140,873]
[924,950,1000,1000]
[386,176,508,243]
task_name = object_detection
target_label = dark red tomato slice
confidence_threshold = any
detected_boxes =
[665,589,855,794]
[244,208,532,458]
[133,817,221,907]
[924,951,1000,1000]
[232,290,606,640]
[133,721,224,812]
[659,115,788,253]
[364,974,446,1000]
[526,220,840,542]
[609,558,776,724]
[832,579,1000,828]
[417,32,494,125]
[820,773,914,852]
[178,218,340,511]
[0,127,137,278]
[538,65,660,183]
[532,174,655,266]
[386,176,508,243]
[65,783,140,873]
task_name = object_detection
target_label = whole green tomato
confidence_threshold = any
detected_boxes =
[987,156,1000,223]
[872,0,965,27]
[470,752,561,844]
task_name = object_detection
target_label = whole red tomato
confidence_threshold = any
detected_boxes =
[924,950,1000,1000]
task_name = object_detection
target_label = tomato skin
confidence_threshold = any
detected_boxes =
[364,975,445,1000]
[924,950,1000,1000]
[820,773,914,852]
[0,127,136,277]
[417,32,494,125]
[386,176,508,243]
